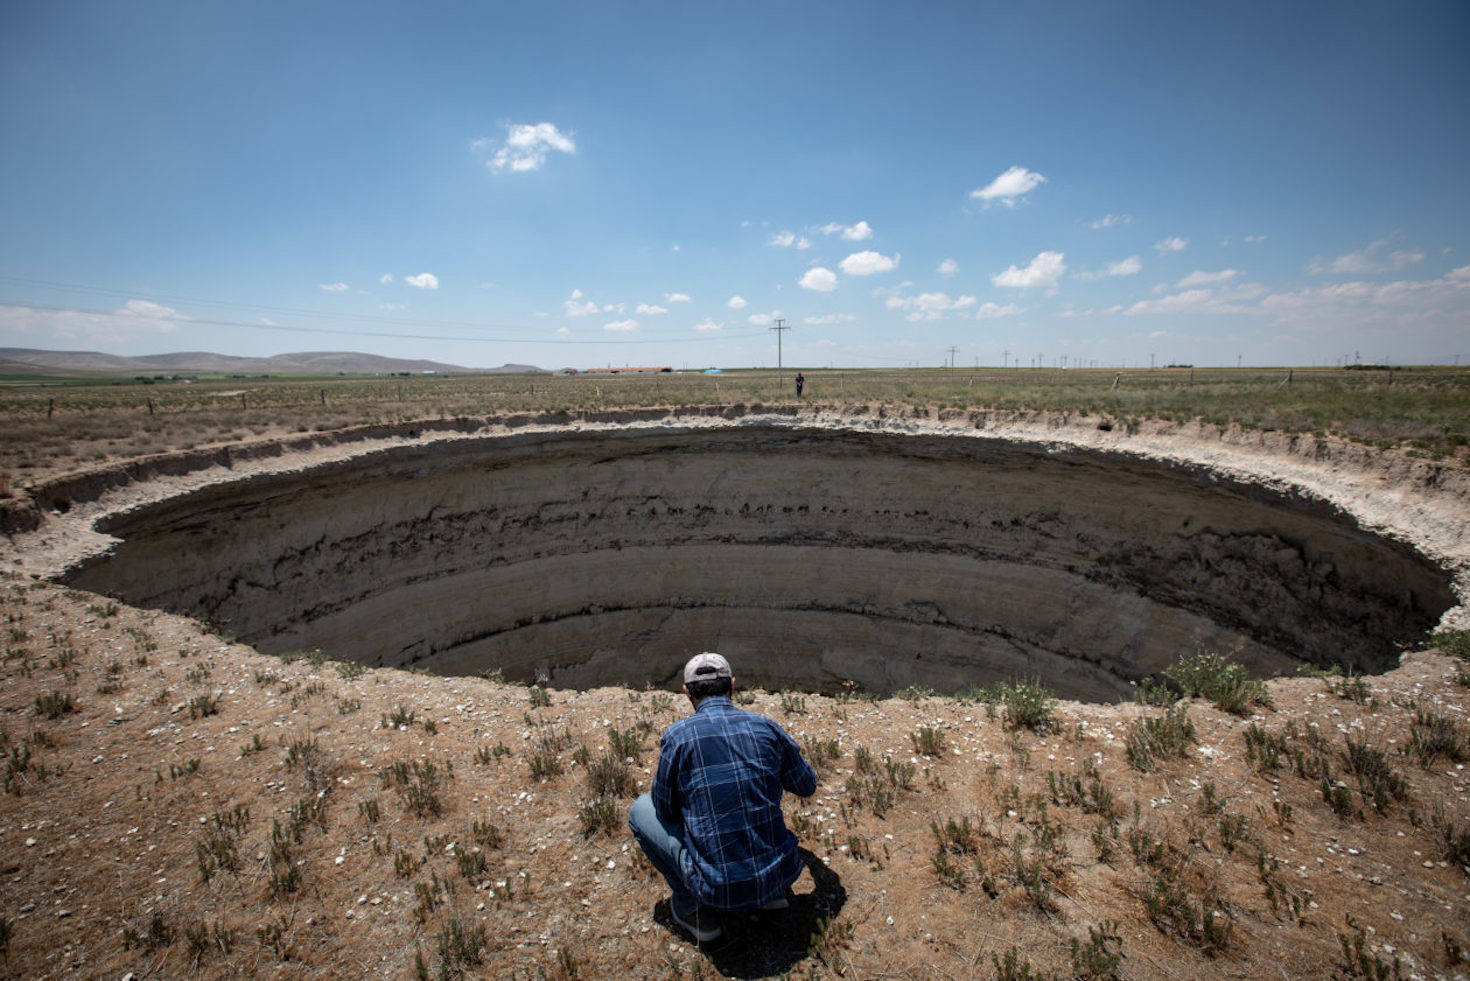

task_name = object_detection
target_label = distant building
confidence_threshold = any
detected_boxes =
[583,366,673,375]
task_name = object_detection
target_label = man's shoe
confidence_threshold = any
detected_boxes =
[670,903,722,942]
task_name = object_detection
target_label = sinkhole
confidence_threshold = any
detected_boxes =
[62,424,1456,701]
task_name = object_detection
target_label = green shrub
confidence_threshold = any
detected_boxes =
[34,690,75,719]
[1002,680,1056,731]
[1431,628,1470,659]
[1164,652,1270,714]
[1125,704,1196,772]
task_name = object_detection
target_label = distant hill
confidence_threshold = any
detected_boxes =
[0,348,544,376]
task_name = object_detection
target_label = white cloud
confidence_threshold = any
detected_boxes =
[603,319,637,332]
[884,291,978,321]
[974,302,1022,320]
[747,312,773,326]
[1090,214,1132,229]
[803,313,856,325]
[1154,237,1189,254]
[970,165,1046,206]
[693,318,723,332]
[564,290,598,317]
[1124,289,1242,316]
[1078,256,1142,280]
[666,292,692,303]
[1124,282,1265,317]
[116,299,188,321]
[1244,235,1267,243]
[483,121,575,173]
[727,296,747,309]
[770,231,812,249]
[1307,237,1426,276]
[379,274,393,285]
[0,301,187,345]
[319,282,349,292]
[1260,268,1470,330]
[799,267,838,292]
[1175,269,1238,289]
[405,272,439,290]
[992,250,1067,290]
[839,251,899,276]
[819,220,873,241]
[937,258,958,277]
[636,303,668,315]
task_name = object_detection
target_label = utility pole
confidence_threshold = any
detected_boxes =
[946,345,959,368]
[770,318,790,389]
[1002,349,1010,369]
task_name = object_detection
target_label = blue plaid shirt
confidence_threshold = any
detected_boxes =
[652,695,817,910]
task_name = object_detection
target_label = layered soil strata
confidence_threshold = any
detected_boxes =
[58,421,1456,700]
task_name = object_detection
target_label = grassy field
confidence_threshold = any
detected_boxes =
[1,365,1467,493]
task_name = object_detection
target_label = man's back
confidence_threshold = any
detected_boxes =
[653,696,817,909]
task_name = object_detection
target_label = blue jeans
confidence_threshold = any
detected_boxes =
[628,793,702,914]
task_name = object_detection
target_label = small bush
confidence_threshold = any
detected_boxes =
[1132,677,1177,707]
[1243,723,1287,772]
[802,735,840,771]
[992,947,1056,981]
[910,726,946,756]
[475,742,511,765]
[1142,864,1233,954]
[1070,921,1123,980]
[1338,917,1403,980]
[34,690,75,719]
[1125,704,1196,772]
[383,705,416,729]
[578,795,620,836]
[435,917,487,979]
[1164,652,1269,714]
[585,749,636,797]
[1407,708,1467,766]
[187,692,219,718]
[1342,738,1407,813]
[334,659,368,680]
[1002,680,1056,731]
[1431,628,1470,659]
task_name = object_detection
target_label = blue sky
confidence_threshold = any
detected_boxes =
[1,1,1467,371]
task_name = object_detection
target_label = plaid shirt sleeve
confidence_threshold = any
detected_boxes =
[651,697,815,910]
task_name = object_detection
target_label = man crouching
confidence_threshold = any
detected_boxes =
[629,652,817,943]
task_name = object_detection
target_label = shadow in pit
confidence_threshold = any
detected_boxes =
[653,848,847,979]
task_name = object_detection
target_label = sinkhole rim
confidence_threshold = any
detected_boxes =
[18,410,1470,701]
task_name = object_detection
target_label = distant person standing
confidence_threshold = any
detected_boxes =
[629,653,817,942]
[794,372,805,397]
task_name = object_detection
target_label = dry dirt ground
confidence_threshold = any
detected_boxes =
[1,581,1467,980]
[1,410,1469,980]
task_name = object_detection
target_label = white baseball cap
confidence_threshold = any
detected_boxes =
[683,652,732,684]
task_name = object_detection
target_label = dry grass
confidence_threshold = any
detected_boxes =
[2,365,1467,491]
